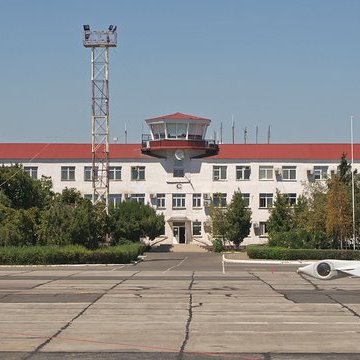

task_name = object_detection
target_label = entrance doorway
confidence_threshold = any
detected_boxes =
[173,222,186,244]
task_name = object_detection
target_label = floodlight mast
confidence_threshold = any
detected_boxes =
[83,25,117,213]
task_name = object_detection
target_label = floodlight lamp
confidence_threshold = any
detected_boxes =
[108,25,113,31]
[113,26,117,32]
[83,25,90,31]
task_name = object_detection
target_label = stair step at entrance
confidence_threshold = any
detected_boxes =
[170,244,208,253]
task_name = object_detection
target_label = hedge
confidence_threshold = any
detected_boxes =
[0,243,146,265]
[246,245,360,260]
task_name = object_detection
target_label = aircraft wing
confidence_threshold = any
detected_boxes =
[337,265,360,277]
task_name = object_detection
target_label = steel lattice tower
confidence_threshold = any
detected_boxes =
[83,25,117,212]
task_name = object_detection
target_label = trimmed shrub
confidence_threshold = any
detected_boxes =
[247,245,360,260]
[212,239,224,253]
[0,243,145,265]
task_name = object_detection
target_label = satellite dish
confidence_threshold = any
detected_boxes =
[175,149,185,161]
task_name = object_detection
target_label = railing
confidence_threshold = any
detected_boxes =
[141,134,218,152]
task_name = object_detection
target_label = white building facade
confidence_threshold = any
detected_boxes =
[1,112,359,246]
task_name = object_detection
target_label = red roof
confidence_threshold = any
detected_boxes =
[0,143,146,160]
[146,112,210,121]
[0,143,359,161]
[211,144,360,160]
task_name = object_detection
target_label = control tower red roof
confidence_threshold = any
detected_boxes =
[146,112,210,121]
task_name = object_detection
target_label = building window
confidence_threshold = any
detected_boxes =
[213,193,227,207]
[157,193,166,209]
[109,166,122,181]
[172,194,186,209]
[259,222,268,236]
[131,166,145,181]
[24,166,38,179]
[259,193,273,208]
[84,166,98,181]
[61,166,75,181]
[193,193,202,208]
[241,193,250,207]
[314,166,328,180]
[213,166,227,181]
[286,193,297,206]
[259,166,273,180]
[84,194,93,201]
[109,194,122,207]
[236,166,250,180]
[282,166,296,180]
[129,193,145,204]
[173,159,184,178]
[192,221,202,236]
[173,168,185,177]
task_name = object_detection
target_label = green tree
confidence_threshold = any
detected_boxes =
[0,165,53,209]
[37,188,106,248]
[109,201,164,243]
[326,175,352,248]
[267,190,293,237]
[225,191,252,249]
[204,205,228,243]
[0,205,40,246]
[292,195,310,230]
[338,152,352,185]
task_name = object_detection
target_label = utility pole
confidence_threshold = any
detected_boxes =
[83,25,117,213]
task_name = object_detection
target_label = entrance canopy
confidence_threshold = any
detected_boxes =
[167,216,190,222]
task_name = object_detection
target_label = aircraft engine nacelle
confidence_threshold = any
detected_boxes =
[297,260,345,280]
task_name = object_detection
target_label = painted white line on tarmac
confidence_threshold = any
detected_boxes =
[162,257,188,273]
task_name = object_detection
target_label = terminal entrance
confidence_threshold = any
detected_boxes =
[173,222,186,244]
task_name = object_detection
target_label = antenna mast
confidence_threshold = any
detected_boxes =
[83,25,117,213]
[231,115,235,144]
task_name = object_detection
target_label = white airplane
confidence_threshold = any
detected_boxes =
[297,260,360,280]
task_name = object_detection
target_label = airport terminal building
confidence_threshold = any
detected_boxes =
[1,112,359,246]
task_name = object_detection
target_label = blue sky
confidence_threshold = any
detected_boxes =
[1,0,360,144]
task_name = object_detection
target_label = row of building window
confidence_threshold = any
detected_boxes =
[213,165,331,181]
[89,192,297,209]
[24,166,140,181]
[24,165,332,182]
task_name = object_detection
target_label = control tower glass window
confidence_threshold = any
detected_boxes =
[176,124,187,138]
[167,124,177,138]
[151,123,165,140]
[188,124,204,140]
